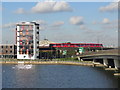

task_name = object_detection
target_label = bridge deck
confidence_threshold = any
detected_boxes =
[80,49,119,57]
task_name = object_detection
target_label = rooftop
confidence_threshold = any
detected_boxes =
[39,39,55,47]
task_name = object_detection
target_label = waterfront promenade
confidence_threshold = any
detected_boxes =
[0,60,94,66]
[1,60,120,76]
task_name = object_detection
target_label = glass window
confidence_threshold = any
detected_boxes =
[37,41,39,44]
[10,50,12,53]
[37,27,39,29]
[37,31,39,34]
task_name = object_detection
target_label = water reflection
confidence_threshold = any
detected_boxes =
[2,64,119,88]
[13,64,33,70]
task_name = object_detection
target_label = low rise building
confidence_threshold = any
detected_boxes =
[0,40,105,59]
[0,44,16,58]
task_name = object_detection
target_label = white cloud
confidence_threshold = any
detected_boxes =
[31,2,72,13]
[34,20,47,25]
[102,24,118,29]
[92,18,111,25]
[39,26,47,30]
[102,18,110,24]
[92,21,99,25]
[80,25,87,30]
[70,16,84,25]
[92,18,118,29]
[101,18,118,29]
[2,20,47,29]
[92,18,117,30]
[46,21,64,31]
[14,8,26,14]
[51,21,64,27]
[2,22,16,28]
[99,2,118,12]
[33,20,47,30]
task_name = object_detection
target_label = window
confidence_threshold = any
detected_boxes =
[19,45,23,48]
[37,27,39,29]
[80,44,82,46]
[37,56,39,58]
[10,46,12,48]
[10,50,12,53]
[31,46,33,48]
[29,50,33,54]
[25,46,29,49]
[6,46,8,48]
[6,50,8,53]
[37,31,39,34]
[1,46,3,48]
[53,44,56,46]
[37,41,39,44]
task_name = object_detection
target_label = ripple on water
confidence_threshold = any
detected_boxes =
[2,64,119,88]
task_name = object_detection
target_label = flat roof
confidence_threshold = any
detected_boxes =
[16,21,39,25]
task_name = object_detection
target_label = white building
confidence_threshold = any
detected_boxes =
[16,22,39,60]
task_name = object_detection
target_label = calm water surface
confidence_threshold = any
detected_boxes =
[2,64,119,88]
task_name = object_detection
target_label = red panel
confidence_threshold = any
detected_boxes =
[50,43,103,48]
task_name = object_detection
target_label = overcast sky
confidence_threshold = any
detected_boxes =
[1,1,118,47]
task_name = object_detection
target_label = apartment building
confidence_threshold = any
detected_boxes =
[16,22,39,59]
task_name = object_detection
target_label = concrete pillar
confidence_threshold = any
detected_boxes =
[103,58,108,67]
[93,59,96,63]
[77,56,80,61]
[114,59,120,69]
[80,59,83,61]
